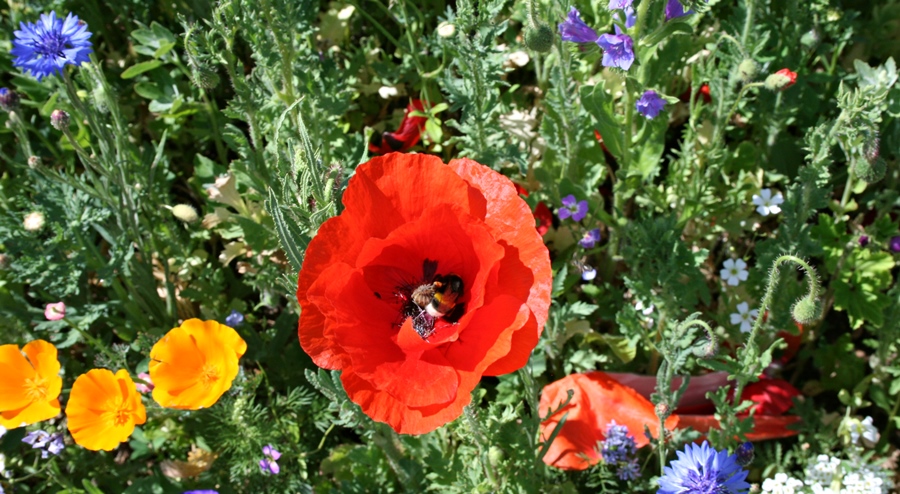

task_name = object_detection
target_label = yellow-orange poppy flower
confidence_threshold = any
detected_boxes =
[66,369,147,451]
[0,340,62,428]
[149,319,247,410]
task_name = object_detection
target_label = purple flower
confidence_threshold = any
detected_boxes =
[597,33,634,70]
[579,228,602,248]
[23,430,65,459]
[635,90,667,119]
[558,195,588,222]
[657,441,750,494]
[665,0,694,20]
[259,444,281,475]
[890,236,900,253]
[608,0,633,9]
[558,7,599,44]
[618,458,641,480]
[613,6,637,34]
[11,12,93,81]
[735,442,754,467]
[225,309,244,327]
[601,421,637,464]
[858,235,869,247]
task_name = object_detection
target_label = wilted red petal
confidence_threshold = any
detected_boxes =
[369,100,428,154]
[539,372,679,470]
[297,153,551,434]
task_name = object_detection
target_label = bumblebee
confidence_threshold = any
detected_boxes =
[399,259,465,339]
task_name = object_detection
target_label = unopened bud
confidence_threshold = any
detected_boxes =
[791,295,820,324]
[0,87,20,112]
[764,69,797,91]
[487,446,505,468]
[655,402,671,420]
[50,109,70,130]
[191,63,220,89]
[524,23,554,53]
[171,204,199,223]
[735,442,754,466]
[865,137,880,163]
[737,59,758,82]
[28,156,42,169]
[853,157,886,184]
[437,21,456,38]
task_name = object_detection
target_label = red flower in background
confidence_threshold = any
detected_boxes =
[678,84,712,104]
[539,372,679,470]
[369,100,428,154]
[297,153,551,434]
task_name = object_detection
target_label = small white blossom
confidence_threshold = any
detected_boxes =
[720,258,749,286]
[23,211,45,231]
[730,301,758,333]
[437,21,456,38]
[761,473,804,494]
[859,416,879,445]
[377,86,399,99]
[752,188,784,216]
[581,266,597,281]
[805,455,841,488]
[507,50,530,67]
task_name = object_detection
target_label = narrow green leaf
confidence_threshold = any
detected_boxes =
[121,60,163,79]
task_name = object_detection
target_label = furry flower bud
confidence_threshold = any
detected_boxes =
[737,59,758,82]
[853,157,886,184]
[791,295,820,324]
[524,23,554,53]
[765,69,797,91]
[655,402,671,420]
[488,446,505,468]
[171,204,200,223]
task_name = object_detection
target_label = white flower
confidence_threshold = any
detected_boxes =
[730,301,759,333]
[761,472,804,494]
[843,415,880,446]
[860,416,879,444]
[720,258,749,286]
[581,266,597,281]
[805,455,841,487]
[377,86,399,99]
[507,50,530,67]
[752,188,784,216]
[23,211,45,231]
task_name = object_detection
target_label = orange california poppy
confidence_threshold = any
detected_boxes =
[66,369,147,451]
[149,319,247,410]
[0,340,62,428]
[297,153,552,434]
[539,372,680,470]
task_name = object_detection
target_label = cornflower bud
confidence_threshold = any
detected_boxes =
[735,442,754,467]
[50,109,70,130]
[0,88,20,112]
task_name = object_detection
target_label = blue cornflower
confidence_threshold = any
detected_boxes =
[558,195,588,222]
[580,228,602,249]
[597,33,634,70]
[636,90,667,119]
[558,8,599,44]
[11,11,93,81]
[259,444,281,475]
[22,430,65,459]
[608,0,633,9]
[225,309,244,327]
[657,441,750,494]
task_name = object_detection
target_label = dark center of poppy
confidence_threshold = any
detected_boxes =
[393,259,466,340]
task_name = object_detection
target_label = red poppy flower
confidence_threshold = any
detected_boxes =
[368,100,428,154]
[297,153,551,434]
[534,202,552,236]
[539,372,680,470]
[678,84,712,104]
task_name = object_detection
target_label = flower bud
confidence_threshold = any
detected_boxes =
[50,109,70,130]
[765,69,797,91]
[0,87,20,112]
[437,21,456,38]
[28,156,42,169]
[859,235,869,247]
[791,295,820,324]
[171,204,199,223]
[23,211,45,231]
[191,63,220,89]
[524,23,554,53]
[487,446,505,468]
[736,59,758,82]
[735,442,754,466]
[655,402,671,420]
[852,157,886,184]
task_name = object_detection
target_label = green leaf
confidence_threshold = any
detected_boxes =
[266,187,306,273]
[81,480,105,494]
[133,82,164,100]
[121,61,163,79]
[580,84,625,162]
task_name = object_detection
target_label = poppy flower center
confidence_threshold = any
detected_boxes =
[24,375,48,400]
[393,259,466,340]
[103,397,132,426]
[200,363,221,386]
